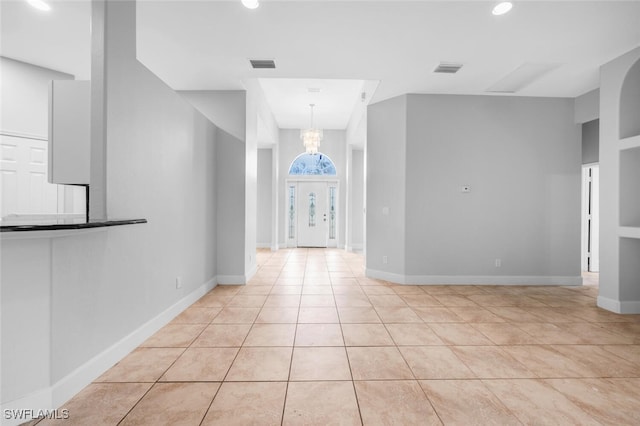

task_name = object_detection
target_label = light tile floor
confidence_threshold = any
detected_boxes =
[38,249,640,425]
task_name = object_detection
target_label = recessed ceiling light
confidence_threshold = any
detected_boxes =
[26,0,51,11]
[242,0,259,10]
[492,2,513,16]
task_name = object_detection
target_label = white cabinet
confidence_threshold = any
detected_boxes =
[48,80,90,184]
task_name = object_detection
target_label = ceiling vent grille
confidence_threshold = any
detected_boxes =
[434,63,463,74]
[250,59,276,69]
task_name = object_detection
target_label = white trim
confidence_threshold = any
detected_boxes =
[256,243,271,249]
[0,277,217,423]
[346,244,363,252]
[0,129,48,141]
[365,269,583,286]
[245,263,257,283]
[270,244,279,252]
[597,296,640,314]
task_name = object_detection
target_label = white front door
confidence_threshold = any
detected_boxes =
[297,181,328,247]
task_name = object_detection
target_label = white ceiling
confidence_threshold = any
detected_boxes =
[2,0,640,131]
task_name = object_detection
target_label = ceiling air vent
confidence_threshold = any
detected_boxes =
[250,59,276,69]
[434,62,463,74]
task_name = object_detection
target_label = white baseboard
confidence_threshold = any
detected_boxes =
[217,275,246,285]
[271,244,279,252]
[346,244,363,252]
[597,296,640,314]
[256,243,271,249]
[0,277,217,425]
[365,269,583,286]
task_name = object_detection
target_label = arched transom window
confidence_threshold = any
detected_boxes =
[288,152,337,176]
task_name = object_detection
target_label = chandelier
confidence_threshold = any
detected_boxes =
[301,104,323,155]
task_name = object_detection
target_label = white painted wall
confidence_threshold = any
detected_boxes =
[365,95,407,277]
[574,88,600,124]
[1,0,219,415]
[178,90,246,141]
[0,57,73,136]
[278,129,347,248]
[598,47,640,312]
[257,148,273,247]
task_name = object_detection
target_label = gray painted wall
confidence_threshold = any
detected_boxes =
[366,95,407,275]
[350,149,365,248]
[574,89,600,124]
[257,148,273,246]
[582,119,600,164]
[366,93,582,282]
[404,94,581,279]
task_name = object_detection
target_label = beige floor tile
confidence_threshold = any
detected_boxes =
[399,346,475,379]
[487,306,543,322]
[483,379,599,425]
[290,347,352,381]
[332,278,360,286]
[226,347,292,381]
[385,323,444,345]
[428,323,494,345]
[334,294,373,307]
[295,323,344,346]
[192,294,233,308]
[38,383,152,426]
[362,286,396,295]
[300,294,336,308]
[202,382,287,426]
[283,381,361,426]
[448,307,505,322]
[337,306,381,323]
[347,346,414,380]
[275,278,304,286]
[171,307,221,324]
[601,322,640,343]
[243,323,296,346]
[208,286,241,296]
[255,307,299,324]
[450,346,535,378]
[368,294,408,307]
[298,307,339,323]
[227,295,267,308]
[301,285,333,295]
[96,348,184,382]
[513,322,590,344]
[332,285,365,295]
[263,295,302,308]
[191,324,251,347]
[140,324,206,348]
[471,322,540,345]
[374,306,423,323]
[419,380,520,425]
[269,285,302,295]
[341,323,395,346]
[211,307,260,324]
[500,345,594,378]
[400,294,443,307]
[522,307,583,323]
[602,344,640,365]
[545,378,640,425]
[549,344,640,377]
[433,295,479,307]
[355,380,441,426]
[555,322,634,344]
[390,285,427,295]
[238,285,273,295]
[161,347,238,382]
[120,382,219,426]
[412,307,464,323]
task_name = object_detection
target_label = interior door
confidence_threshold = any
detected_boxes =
[297,181,328,247]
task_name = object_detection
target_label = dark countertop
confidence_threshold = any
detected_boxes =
[1,218,147,232]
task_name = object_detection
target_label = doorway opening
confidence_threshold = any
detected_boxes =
[581,164,600,273]
[286,179,338,248]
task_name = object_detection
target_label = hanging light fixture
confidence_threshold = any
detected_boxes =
[241,0,259,10]
[301,104,323,155]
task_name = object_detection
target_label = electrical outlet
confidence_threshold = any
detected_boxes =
[383,255,388,264]
[176,277,183,289]
[495,259,502,268]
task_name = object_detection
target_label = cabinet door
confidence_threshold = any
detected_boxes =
[49,80,90,184]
